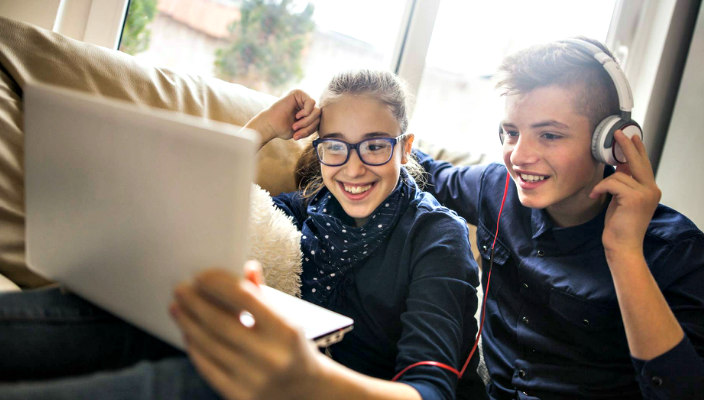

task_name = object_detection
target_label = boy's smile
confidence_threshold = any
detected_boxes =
[501,85,607,227]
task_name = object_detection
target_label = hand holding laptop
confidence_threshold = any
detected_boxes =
[171,263,326,399]
[24,82,352,351]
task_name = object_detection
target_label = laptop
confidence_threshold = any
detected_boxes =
[23,82,353,350]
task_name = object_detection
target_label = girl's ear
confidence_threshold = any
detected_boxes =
[401,133,415,164]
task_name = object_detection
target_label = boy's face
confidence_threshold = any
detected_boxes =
[501,85,606,226]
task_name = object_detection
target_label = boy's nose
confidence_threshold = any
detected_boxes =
[509,135,540,166]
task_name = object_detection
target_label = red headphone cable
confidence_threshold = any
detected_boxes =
[392,171,511,382]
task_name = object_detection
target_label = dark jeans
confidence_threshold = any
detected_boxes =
[0,287,220,399]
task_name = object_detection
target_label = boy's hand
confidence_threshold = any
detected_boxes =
[590,130,661,259]
[246,90,320,144]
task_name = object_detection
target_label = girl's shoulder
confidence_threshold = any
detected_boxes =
[271,190,309,227]
[404,190,470,236]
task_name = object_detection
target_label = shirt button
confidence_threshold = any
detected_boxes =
[518,369,527,378]
[522,316,530,324]
[482,245,488,252]
[522,282,529,289]
[652,376,663,386]
[582,318,590,327]
[537,250,545,257]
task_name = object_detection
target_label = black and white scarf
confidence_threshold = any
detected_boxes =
[300,169,416,306]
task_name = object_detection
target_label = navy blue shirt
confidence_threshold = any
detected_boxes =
[417,152,704,400]
[273,186,482,400]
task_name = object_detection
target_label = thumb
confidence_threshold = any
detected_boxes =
[244,260,264,286]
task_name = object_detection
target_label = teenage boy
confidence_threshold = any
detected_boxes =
[417,38,704,399]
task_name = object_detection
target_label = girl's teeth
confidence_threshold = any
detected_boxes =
[344,184,371,194]
[521,174,546,182]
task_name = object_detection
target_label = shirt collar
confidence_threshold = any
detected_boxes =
[530,166,615,252]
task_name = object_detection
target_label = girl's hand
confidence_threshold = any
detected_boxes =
[170,262,323,400]
[245,90,321,145]
[590,130,661,261]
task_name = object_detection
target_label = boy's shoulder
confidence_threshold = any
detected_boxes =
[648,203,704,243]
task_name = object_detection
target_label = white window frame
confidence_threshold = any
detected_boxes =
[12,0,680,152]
[53,0,129,49]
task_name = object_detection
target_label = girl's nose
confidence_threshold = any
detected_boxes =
[343,149,367,177]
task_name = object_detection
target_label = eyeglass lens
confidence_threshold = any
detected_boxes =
[317,138,395,166]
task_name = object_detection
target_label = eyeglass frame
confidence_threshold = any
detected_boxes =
[311,133,410,167]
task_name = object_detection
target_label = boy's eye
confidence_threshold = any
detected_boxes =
[541,132,561,140]
[503,130,519,141]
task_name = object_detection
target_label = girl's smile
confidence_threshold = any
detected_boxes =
[318,94,412,227]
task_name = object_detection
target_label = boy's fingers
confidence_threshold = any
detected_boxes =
[590,172,637,197]
[614,130,654,183]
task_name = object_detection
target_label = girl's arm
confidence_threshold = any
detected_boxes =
[170,264,421,400]
[243,90,320,148]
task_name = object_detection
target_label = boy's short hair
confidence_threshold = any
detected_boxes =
[496,37,620,131]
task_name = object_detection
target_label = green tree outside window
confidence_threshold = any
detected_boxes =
[215,0,315,94]
[120,0,157,55]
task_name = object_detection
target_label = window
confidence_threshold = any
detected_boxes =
[120,0,617,161]
[120,0,409,97]
[409,0,617,162]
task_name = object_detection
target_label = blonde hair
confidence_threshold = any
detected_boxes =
[295,69,425,198]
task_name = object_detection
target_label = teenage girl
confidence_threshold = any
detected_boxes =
[171,70,483,400]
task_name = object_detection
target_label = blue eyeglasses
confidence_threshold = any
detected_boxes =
[312,134,408,167]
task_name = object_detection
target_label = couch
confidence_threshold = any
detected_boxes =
[0,16,480,293]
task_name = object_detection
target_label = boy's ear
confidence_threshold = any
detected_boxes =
[401,133,415,164]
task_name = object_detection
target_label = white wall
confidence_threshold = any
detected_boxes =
[0,0,61,29]
[0,0,127,49]
[656,5,704,229]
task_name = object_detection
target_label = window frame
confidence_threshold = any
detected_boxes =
[50,0,678,159]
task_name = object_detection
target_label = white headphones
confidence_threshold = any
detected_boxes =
[564,38,643,165]
[498,39,643,166]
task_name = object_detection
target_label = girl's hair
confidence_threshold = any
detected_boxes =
[295,69,425,198]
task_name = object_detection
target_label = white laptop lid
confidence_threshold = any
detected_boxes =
[24,82,352,349]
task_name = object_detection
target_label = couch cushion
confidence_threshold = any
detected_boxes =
[0,16,308,287]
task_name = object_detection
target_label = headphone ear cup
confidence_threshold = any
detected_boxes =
[591,116,644,165]
[591,115,621,165]
[614,121,643,163]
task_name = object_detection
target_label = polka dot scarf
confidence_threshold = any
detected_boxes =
[300,169,416,306]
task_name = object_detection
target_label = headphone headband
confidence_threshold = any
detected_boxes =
[562,38,634,115]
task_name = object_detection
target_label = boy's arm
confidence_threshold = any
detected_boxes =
[591,130,704,398]
[414,149,485,225]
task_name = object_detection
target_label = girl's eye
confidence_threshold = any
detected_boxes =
[326,142,346,152]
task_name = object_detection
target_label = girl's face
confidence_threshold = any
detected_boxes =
[317,94,412,227]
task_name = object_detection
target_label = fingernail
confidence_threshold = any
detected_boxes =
[169,303,179,318]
